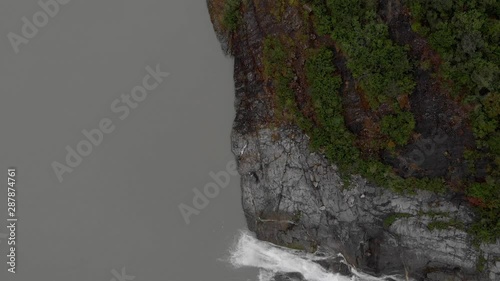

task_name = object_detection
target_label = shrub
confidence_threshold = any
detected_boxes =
[305,47,359,166]
[380,111,416,146]
[427,219,465,231]
[384,213,412,228]
[223,0,242,31]
[311,0,416,108]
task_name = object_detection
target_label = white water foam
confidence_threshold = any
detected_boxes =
[228,230,408,281]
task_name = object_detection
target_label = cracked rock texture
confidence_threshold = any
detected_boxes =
[207,0,500,280]
[233,125,500,280]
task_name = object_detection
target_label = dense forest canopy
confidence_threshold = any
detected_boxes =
[219,0,499,244]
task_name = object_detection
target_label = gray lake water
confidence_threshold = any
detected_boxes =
[0,0,258,280]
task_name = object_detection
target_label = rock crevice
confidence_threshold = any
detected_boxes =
[207,1,500,280]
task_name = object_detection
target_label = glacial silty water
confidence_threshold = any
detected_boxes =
[228,231,409,281]
[0,1,257,280]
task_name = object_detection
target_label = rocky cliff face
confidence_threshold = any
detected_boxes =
[232,125,500,280]
[207,0,500,280]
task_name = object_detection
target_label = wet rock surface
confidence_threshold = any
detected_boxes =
[273,272,307,281]
[207,0,500,280]
[232,123,500,280]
